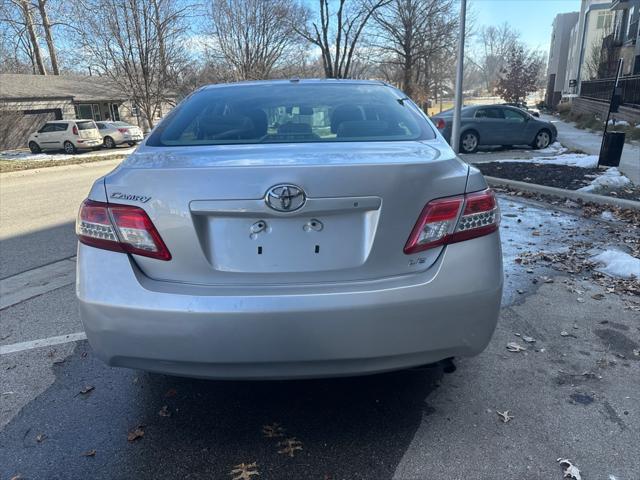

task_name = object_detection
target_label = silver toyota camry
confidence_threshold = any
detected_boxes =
[76,79,503,379]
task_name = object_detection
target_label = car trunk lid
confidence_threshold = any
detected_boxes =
[104,141,469,286]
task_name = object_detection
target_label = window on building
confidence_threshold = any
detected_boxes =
[76,104,93,119]
[91,104,101,121]
[597,12,613,30]
[109,104,121,121]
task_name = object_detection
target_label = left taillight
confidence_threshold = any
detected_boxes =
[435,118,446,130]
[76,199,171,261]
[404,189,499,254]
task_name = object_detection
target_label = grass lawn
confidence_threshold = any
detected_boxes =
[0,153,127,173]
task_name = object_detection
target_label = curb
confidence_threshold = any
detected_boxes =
[485,176,640,210]
[0,157,123,178]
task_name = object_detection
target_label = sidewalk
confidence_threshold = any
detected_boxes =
[542,114,640,184]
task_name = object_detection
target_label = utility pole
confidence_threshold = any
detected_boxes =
[451,0,466,154]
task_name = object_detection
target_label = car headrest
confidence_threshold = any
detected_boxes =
[331,105,364,134]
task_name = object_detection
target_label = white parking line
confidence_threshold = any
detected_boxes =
[0,332,87,355]
[0,257,76,310]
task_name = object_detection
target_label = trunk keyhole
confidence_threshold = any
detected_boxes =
[258,246,263,255]
[315,245,320,254]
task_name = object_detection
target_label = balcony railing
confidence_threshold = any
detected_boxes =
[580,74,640,108]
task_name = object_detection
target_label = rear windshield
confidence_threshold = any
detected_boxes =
[112,121,130,127]
[76,121,97,130]
[147,83,435,146]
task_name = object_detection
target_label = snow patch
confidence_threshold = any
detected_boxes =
[600,210,615,221]
[607,119,629,127]
[578,167,632,192]
[496,153,599,168]
[536,141,567,155]
[0,147,136,162]
[591,250,640,279]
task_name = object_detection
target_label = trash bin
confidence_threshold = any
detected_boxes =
[599,131,625,167]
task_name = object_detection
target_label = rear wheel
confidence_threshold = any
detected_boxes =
[28,141,41,154]
[532,130,551,149]
[104,136,116,149]
[63,141,77,154]
[460,131,479,153]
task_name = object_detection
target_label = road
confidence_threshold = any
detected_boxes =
[0,159,121,278]
[1,160,639,479]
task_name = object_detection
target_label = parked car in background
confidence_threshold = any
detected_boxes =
[27,120,102,154]
[431,105,557,154]
[76,79,503,380]
[96,121,144,148]
[503,102,540,117]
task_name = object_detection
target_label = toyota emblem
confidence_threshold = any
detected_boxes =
[265,184,306,212]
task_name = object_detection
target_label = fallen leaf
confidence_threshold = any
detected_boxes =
[591,293,605,300]
[277,437,303,457]
[127,425,145,442]
[560,331,570,337]
[79,385,95,395]
[165,388,177,398]
[506,342,526,352]
[81,449,97,457]
[522,336,536,343]
[557,458,582,480]
[633,349,640,357]
[36,433,46,443]
[158,405,171,417]
[262,422,285,438]
[10,475,22,480]
[230,462,259,480]
[516,289,525,294]
[496,410,514,423]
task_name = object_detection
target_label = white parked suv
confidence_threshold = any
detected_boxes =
[28,120,102,154]
[96,121,144,148]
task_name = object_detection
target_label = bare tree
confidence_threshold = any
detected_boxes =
[476,23,519,93]
[296,0,391,79]
[371,0,457,98]
[207,0,304,81]
[2,0,47,74]
[495,44,544,103]
[35,0,59,74]
[74,0,189,129]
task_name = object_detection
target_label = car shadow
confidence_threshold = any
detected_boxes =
[0,341,447,480]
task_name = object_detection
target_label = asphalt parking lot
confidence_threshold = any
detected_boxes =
[1,160,639,480]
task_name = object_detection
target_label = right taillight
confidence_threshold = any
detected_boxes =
[72,125,79,135]
[404,189,499,254]
[76,199,171,261]
[435,118,446,129]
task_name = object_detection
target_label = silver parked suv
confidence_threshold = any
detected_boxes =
[76,80,503,379]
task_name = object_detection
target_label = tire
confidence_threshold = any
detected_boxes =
[103,136,116,149]
[28,141,41,154]
[459,131,479,154]
[532,129,551,150]
[63,141,77,154]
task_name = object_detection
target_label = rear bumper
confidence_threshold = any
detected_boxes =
[76,139,102,149]
[77,233,503,379]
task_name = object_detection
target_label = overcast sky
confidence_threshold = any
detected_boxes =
[473,0,581,51]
